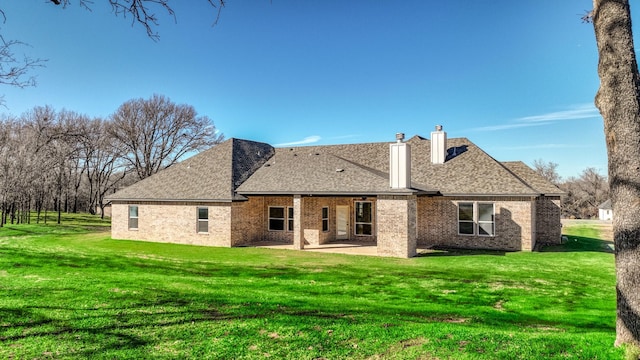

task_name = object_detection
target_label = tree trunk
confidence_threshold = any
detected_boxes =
[593,0,640,347]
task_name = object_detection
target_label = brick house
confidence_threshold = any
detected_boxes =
[106,126,563,258]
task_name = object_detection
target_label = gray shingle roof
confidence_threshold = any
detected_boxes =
[107,138,274,202]
[501,161,565,196]
[109,134,561,201]
[599,199,612,210]
[236,147,434,195]
[238,136,544,196]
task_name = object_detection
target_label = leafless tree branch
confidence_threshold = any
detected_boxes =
[48,0,225,40]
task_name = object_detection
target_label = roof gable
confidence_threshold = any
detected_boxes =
[599,199,612,210]
[107,138,273,202]
[501,161,565,196]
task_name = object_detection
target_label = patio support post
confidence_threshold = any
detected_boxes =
[377,195,417,258]
[293,195,304,249]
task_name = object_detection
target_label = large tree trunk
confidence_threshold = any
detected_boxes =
[593,0,640,347]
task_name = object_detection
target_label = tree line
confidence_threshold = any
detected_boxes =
[532,159,608,219]
[0,94,223,226]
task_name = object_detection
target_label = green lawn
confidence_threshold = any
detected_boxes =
[0,214,621,359]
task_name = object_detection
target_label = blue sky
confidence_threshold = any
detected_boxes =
[1,1,633,179]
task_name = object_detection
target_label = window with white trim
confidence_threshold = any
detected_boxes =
[197,207,208,233]
[268,207,285,231]
[322,207,329,232]
[457,202,495,236]
[355,201,373,236]
[128,205,138,230]
[477,203,495,236]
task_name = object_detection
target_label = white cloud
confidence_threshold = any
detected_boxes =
[472,103,601,132]
[472,122,543,132]
[274,135,321,147]
[515,103,600,123]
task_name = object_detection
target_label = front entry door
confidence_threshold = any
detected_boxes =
[336,205,349,240]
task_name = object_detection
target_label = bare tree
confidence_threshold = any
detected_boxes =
[560,167,609,219]
[48,0,225,40]
[0,1,224,107]
[532,159,561,185]
[110,94,224,180]
[591,0,640,349]
[81,118,127,217]
[0,36,45,103]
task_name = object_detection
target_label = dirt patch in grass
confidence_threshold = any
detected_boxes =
[368,337,433,360]
[598,223,613,242]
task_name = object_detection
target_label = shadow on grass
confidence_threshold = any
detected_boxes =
[417,248,507,257]
[540,235,614,253]
[0,224,91,238]
[0,233,618,359]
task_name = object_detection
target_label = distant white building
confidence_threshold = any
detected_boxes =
[599,199,613,221]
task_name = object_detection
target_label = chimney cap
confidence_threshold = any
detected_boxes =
[435,125,443,131]
[395,133,405,142]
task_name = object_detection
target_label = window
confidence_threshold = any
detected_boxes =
[477,203,495,236]
[458,202,474,235]
[128,205,138,230]
[322,207,329,232]
[197,207,208,233]
[287,207,294,232]
[269,206,294,232]
[268,207,285,231]
[355,201,373,235]
[458,202,495,236]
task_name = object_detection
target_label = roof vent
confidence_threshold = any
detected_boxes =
[396,133,405,142]
[336,168,344,172]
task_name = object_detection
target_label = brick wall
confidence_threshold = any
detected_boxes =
[230,196,372,245]
[377,195,417,258]
[111,201,232,247]
[535,196,562,245]
[417,196,536,251]
[111,194,557,253]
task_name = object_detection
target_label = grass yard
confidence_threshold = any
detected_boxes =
[0,215,621,359]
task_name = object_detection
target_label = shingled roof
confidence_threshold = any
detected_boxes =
[238,136,546,196]
[236,146,435,195]
[107,138,274,202]
[501,161,564,196]
[109,133,561,201]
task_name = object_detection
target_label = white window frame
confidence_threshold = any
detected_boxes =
[457,202,495,237]
[354,201,373,236]
[197,207,209,233]
[128,205,139,230]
